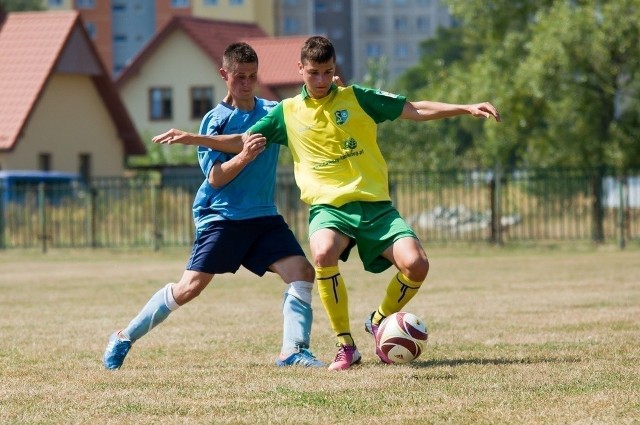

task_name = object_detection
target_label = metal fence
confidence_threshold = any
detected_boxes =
[0,168,638,251]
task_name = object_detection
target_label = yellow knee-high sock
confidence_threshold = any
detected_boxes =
[374,272,424,325]
[316,266,354,346]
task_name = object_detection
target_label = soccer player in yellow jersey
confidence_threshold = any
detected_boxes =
[154,36,500,371]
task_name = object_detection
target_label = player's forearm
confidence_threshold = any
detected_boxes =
[208,158,246,189]
[402,101,471,121]
[198,134,243,154]
[152,129,243,153]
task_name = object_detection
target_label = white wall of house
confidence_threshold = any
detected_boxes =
[119,30,226,139]
[3,74,125,176]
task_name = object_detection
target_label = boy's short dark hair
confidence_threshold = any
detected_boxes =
[301,36,336,65]
[222,42,258,71]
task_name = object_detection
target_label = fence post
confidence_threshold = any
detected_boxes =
[151,183,160,252]
[591,168,605,243]
[89,186,98,248]
[0,180,4,250]
[489,166,503,245]
[618,176,626,250]
[38,182,48,253]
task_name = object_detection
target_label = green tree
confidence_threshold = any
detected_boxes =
[514,0,640,171]
[382,0,640,172]
[0,0,44,11]
[362,56,389,89]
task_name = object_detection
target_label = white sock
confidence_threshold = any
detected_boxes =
[164,283,180,311]
[287,281,313,305]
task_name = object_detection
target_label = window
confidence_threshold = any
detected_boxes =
[113,33,127,43]
[283,17,299,34]
[149,88,173,120]
[48,0,63,7]
[366,43,382,58]
[204,0,218,4]
[79,154,92,182]
[229,0,243,5]
[315,1,327,12]
[171,0,189,7]
[331,28,344,39]
[85,22,96,39]
[416,0,431,5]
[191,87,214,120]
[394,16,409,32]
[76,0,95,8]
[394,42,409,59]
[112,3,126,11]
[416,16,431,32]
[366,16,383,33]
[39,153,51,171]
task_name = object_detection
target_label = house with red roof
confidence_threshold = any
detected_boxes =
[116,15,307,138]
[0,10,145,178]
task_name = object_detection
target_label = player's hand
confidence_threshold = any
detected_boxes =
[333,75,344,87]
[241,132,266,148]
[152,128,194,145]
[469,102,501,122]
[237,132,266,163]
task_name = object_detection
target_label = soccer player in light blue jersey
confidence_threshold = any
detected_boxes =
[103,42,324,369]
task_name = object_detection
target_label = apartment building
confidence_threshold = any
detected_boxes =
[44,0,451,84]
[44,0,275,76]
[275,0,452,84]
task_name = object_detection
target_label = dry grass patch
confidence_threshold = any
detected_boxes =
[0,246,638,424]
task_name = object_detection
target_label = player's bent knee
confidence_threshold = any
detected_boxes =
[300,263,316,283]
[173,278,210,304]
[405,257,429,283]
[312,248,341,268]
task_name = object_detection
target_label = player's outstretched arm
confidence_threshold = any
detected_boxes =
[401,100,501,122]
[152,129,265,154]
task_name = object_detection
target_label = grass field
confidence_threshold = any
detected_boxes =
[1,244,639,424]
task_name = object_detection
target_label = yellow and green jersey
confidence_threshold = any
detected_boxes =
[249,84,406,207]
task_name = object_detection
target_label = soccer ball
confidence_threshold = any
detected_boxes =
[376,312,428,364]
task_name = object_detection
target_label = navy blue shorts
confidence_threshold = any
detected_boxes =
[185,215,305,276]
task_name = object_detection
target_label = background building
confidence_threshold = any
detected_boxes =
[44,0,451,84]
[45,0,275,76]
[115,16,305,138]
[351,0,452,83]
[0,11,145,177]
[274,0,451,83]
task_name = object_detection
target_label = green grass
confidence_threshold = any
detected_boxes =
[0,245,639,424]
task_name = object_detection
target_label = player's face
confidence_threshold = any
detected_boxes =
[221,62,258,102]
[299,59,336,99]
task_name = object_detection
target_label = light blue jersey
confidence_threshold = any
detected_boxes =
[192,97,280,228]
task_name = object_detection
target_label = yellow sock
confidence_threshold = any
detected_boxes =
[377,272,424,322]
[316,266,354,346]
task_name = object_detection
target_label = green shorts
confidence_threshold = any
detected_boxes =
[308,201,418,273]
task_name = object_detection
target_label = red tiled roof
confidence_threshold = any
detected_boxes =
[116,16,266,86]
[116,16,304,99]
[0,11,144,154]
[244,36,307,87]
[0,11,76,150]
